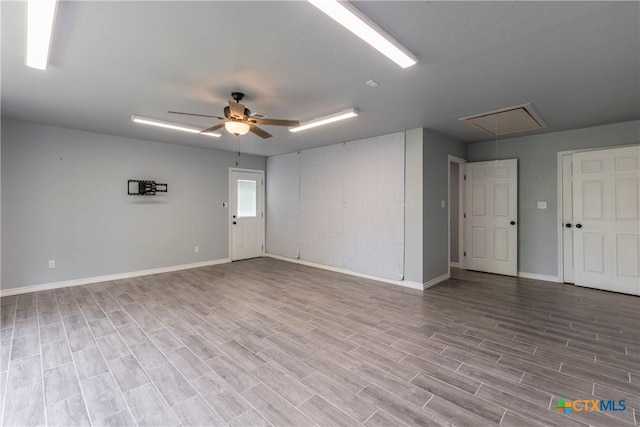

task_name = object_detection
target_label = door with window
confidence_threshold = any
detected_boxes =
[230,169,264,261]
[464,159,518,276]
[572,146,640,295]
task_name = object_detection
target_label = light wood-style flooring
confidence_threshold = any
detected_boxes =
[1,257,639,426]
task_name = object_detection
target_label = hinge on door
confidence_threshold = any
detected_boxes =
[261,212,264,218]
[464,213,466,219]
[464,175,466,180]
[464,251,466,257]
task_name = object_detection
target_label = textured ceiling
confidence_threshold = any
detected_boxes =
[2,1,639,156]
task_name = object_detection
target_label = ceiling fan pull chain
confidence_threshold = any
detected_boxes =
[236,135,240,166]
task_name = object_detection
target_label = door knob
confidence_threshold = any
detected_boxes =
[565,223,572,228]
[510,221,516,225]
[575,223,582,228]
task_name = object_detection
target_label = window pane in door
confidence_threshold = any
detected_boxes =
[237,180,257,217]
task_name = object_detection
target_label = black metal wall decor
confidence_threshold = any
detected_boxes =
[127,180,168,196]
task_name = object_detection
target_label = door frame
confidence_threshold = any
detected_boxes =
[448,155,466,273]
[556,144,639,283]
[228,167,265,261]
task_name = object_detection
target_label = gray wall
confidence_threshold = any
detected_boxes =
[404,129,424,283]
[466,119,640,277]
[422,130,466,282]
[1,119,265,290]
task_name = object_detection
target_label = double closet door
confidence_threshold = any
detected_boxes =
[563,145,640,296]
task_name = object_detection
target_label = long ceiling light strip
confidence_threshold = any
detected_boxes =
[26,0,58,70]
[289,108,358,133]
[131,115,221,137]
[308,0,417,69]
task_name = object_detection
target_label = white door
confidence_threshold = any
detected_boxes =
[572,146,640,295]
[230,169,264,261]
[562,154,575,283]
[465,159,518,276]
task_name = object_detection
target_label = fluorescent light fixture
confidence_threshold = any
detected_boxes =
[131,115,221,137]
[224,121,251,136]
[308,0,417,68]
[26,0,58,70]
[289,108,358,133]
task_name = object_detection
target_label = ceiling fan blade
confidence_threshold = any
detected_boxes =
[200,123,225,134]
[249,125,272,139]
[248,117,300,127]
[228,101,246,119]
[168,111,225,120]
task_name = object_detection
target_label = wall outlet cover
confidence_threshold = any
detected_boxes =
[537,201,547,209]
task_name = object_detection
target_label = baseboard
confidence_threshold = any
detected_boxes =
[517,271,561,283]
[449,262,462,269]
[423,272,450,289]
[264,253,424,290]
[0,258,231,297]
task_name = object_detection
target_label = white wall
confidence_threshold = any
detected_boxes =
[1,119,265,290]
[267,133,405,281]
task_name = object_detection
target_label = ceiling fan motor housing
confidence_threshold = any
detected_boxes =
[224,105,251,120]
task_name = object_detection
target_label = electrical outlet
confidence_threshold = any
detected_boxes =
[194,246,199,253]
[48,260,55,269]
[537,201,547,209]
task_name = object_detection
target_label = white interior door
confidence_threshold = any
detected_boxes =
[572,146,640,295]
[230,169,264,261]
[465,159,518,276]
[562,154,575,283]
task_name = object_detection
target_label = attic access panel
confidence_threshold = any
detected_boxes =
[460,103,547,136]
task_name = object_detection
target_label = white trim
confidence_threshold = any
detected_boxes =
[265,253,424,290]
[423,272,450,289]
[448,155,466,279]
[0,258,230,297]
[517,271,561,283]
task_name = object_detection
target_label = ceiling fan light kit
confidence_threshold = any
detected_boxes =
[308,0,417,68]
[225,121,251,136]
[131,115,221,137]
[26,0,58,70]
[289,108,359,133]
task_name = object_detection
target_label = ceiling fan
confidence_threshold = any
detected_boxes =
[168,92,299,139]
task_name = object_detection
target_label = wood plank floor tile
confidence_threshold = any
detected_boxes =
[80,372,127,422]
[46,394,91,427]
[228,409,272,427]
[250,363,313,406]
[410,372,505,424]
[2,258,639,427]
[363,409,408,427]
[123,382,179,427]
[301,373,377,423]
[356,383,448,427]
[207,355,260,393]
[192,373,252,422]
[241,383,314,427]
[2,383,45,426]
[171,395,226,426]
[298,395,360,427]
